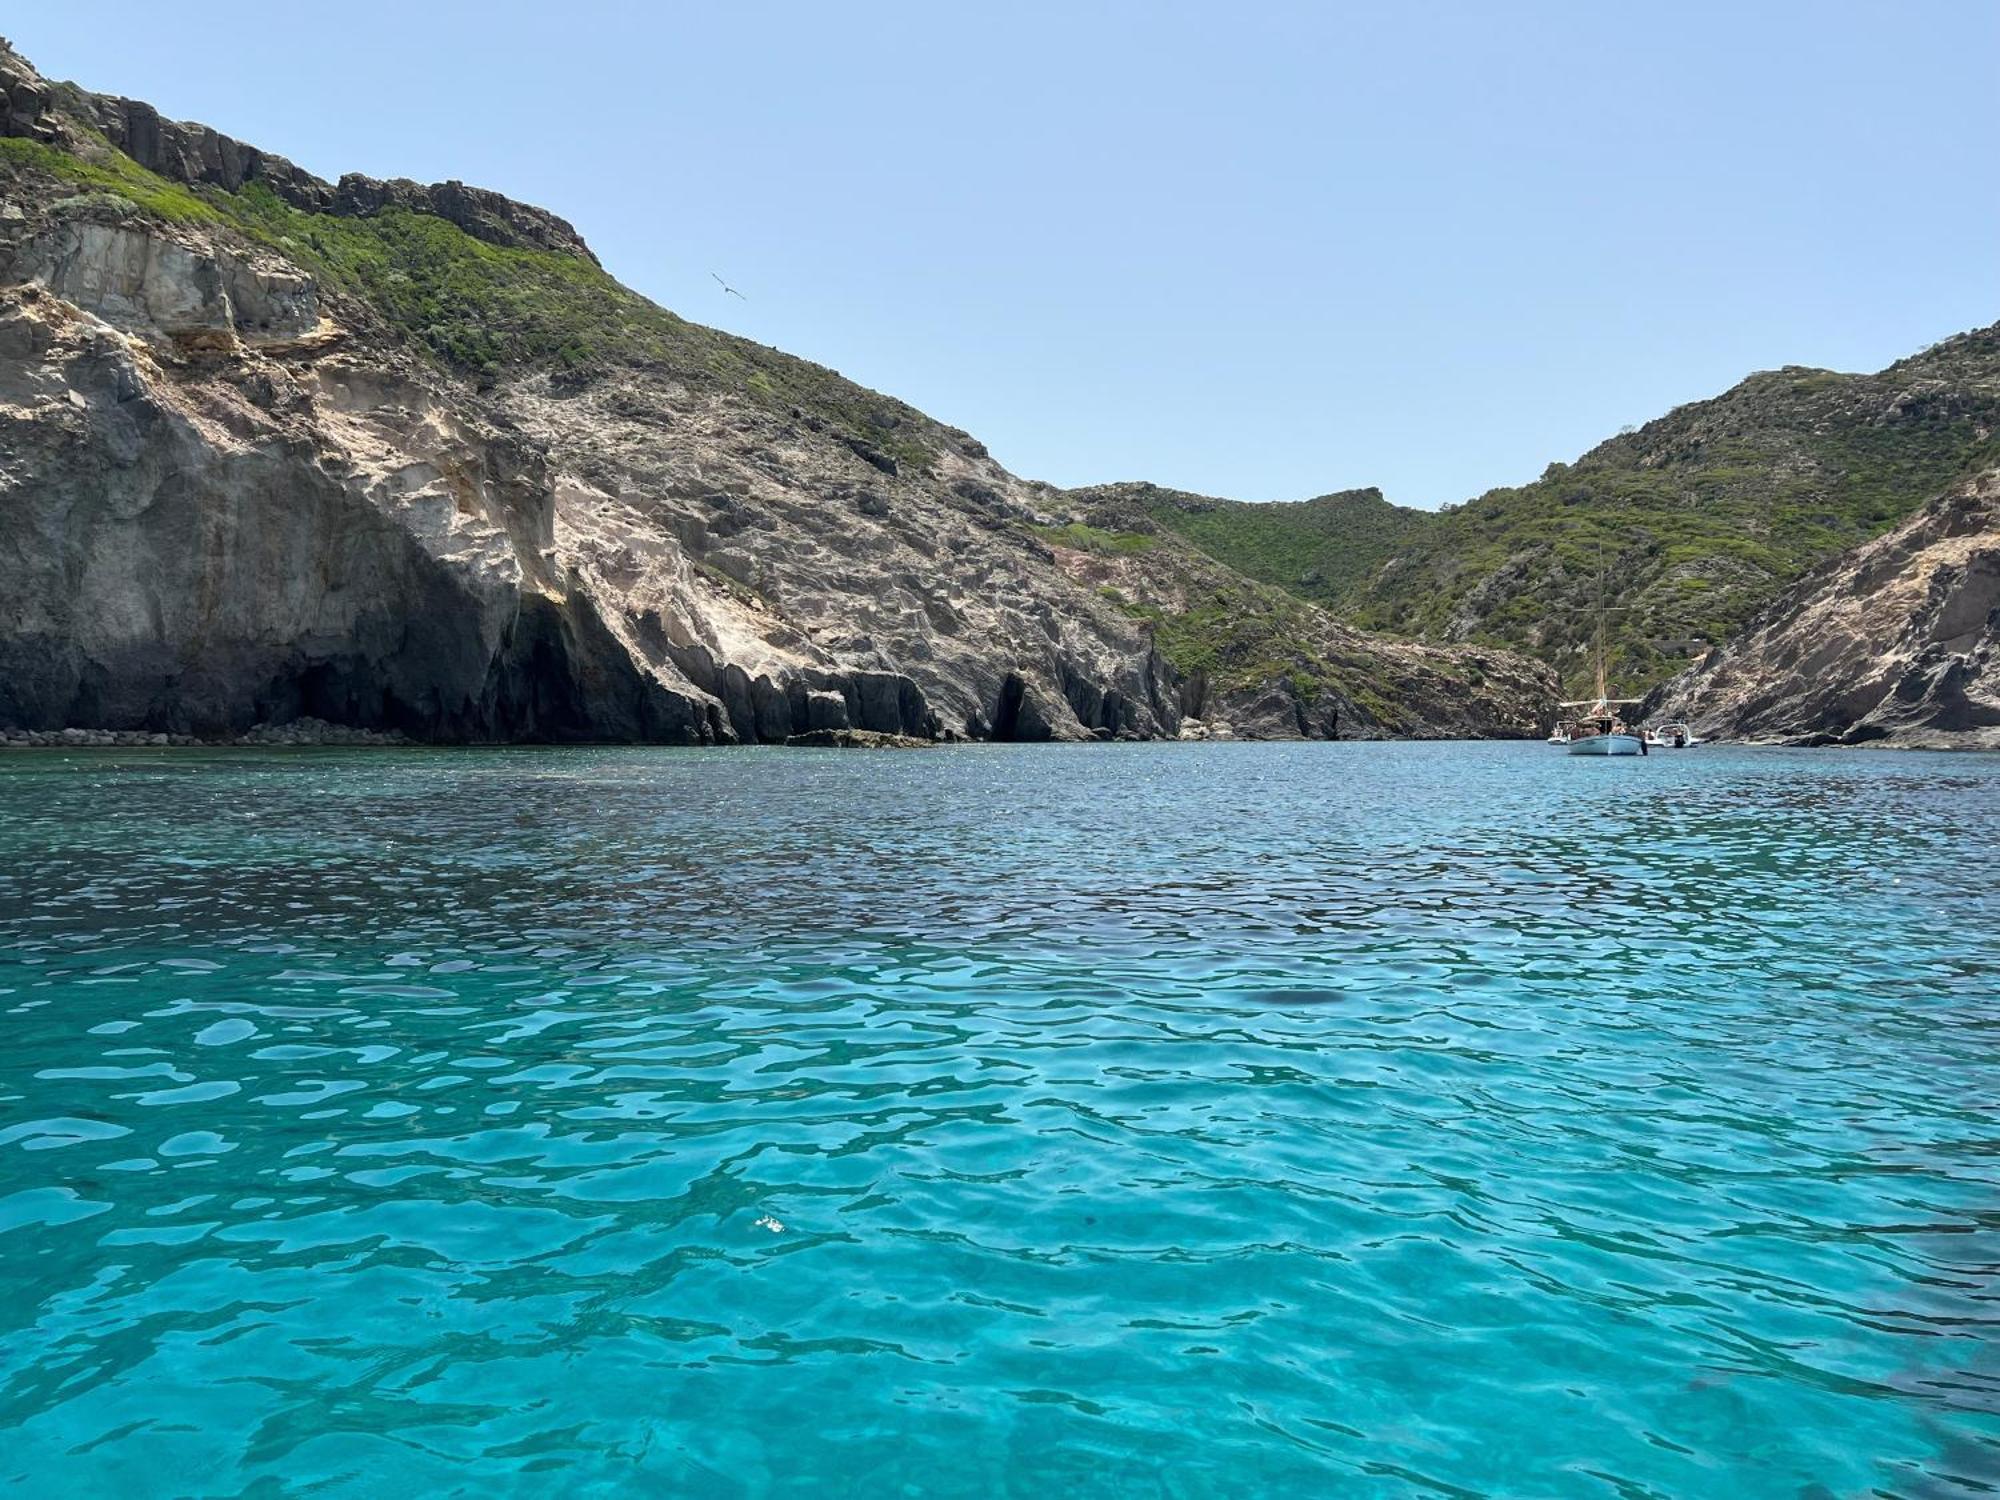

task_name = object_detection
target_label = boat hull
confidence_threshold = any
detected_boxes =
[1566,733,1643,756]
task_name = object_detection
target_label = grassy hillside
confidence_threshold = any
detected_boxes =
[1073,482,1432,609]
[1027,520,1498,730]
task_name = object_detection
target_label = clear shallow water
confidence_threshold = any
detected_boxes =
[0,742,1995,1499]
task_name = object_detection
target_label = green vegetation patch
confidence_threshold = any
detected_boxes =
[1030,522,1157,554]
[1346,381,2000,694]
[1135,487,1431,609]
[0,134,223,225]
[1101,557,1418,727]
[225,182,643,373]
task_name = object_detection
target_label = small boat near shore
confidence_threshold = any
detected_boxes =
[1556,556,1648,757]
[1645,720,1702,749]
[1558,697,1645,755]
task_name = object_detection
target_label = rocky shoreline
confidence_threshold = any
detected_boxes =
[782,728,936,749]
[1,717,409,749]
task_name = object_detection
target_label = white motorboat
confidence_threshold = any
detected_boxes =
[1646,720,1701,748]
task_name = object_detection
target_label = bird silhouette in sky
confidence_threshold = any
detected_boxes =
[710,272,747,301]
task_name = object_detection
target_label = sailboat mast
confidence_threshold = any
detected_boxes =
[1595,551,1609,705]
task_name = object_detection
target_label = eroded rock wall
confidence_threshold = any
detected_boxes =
[0,210,1190,742]
[1647,468,2000,748]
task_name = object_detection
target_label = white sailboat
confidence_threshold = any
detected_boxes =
[1559,696,1645,755]
[1556,560,1645,756]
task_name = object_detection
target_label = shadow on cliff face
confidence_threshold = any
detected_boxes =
[636,626,944,746]
[261,591,727,745]
[6,568,973,747]
[982,664,1172,743]
[1,576,719,746]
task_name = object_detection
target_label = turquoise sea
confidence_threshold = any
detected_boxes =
[1,742,1995,1497]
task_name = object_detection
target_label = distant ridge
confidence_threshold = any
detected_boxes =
[0,36,596,262]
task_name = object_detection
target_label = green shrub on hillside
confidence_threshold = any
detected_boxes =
[0,135,222,225]
[1031,522,1157,554]
[1134,487,1427,607]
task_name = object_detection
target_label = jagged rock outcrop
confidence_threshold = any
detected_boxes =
[19,219,318,346]
[0,55,597,263]
[0,40,1555,744]
[1646,467,2000,748]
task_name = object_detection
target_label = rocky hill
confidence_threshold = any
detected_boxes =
[1072,482,1430,612]
[1012,514,1548,738]
[1645,465,1998,748]
[1349,330,2000,695]
[1094,332,2000,700]
[0,41,1553,744]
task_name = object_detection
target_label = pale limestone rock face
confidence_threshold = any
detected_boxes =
[1649,468,2000,748]
[28,221,225,338]
[489,369,1182,744]
[0,283,594,738]
[0,217,1163,741]
[21,220,319,347]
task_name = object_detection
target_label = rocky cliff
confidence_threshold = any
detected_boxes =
[1645,466,1999,748]
[0,41,1553,744]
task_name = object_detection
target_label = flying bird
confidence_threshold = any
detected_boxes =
[710,272,747,301]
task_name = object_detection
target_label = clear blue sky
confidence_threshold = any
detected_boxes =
[11,2,1997,508]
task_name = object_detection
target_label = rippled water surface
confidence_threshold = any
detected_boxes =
[2,743,1996,1497]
